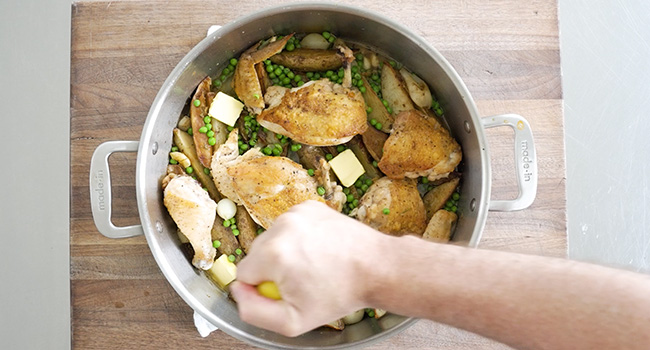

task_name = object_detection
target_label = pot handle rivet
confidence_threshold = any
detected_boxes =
[89,140,144,238]
[481,114,538,211]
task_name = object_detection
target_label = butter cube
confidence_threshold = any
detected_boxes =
[206,254,237,287]
[208,92,244,127]
[328,149,366,187]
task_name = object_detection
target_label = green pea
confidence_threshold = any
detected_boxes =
[235,248,243,255]
[208,137,216,146]
[187,128,193,135]
[213,80,222,87]
[352,79,357,86]
[169,159,178,165]
[282,77,291,85]
[297,81,304,86]
[307,169,314,176]
[257,228,265,235]
[198,126,208,133]
[359,86,366,93]
[347,194,354,202]
[230,217,236,224]
[227,126,234,131]
[193,99,201,107]
[386,106,393,114]
[361,184,369,191]
[240,144,249,151]
[445,200,454,208]
[338,69,344,78]
[272,148,281,156]
[265,59,272,66]
[269,72,276,79]
[337,145,345,152]
[274,67,282,76]
[317,186,326,196]
[230,58,238,65]
[171,146,179,152]
[306,72,314,78]
[290,144,301,152]
[294,75,302,82]
[389,60,396,67]
[452,192,460,201]
[382,100,389,107]
[352,199,359,206]
[212,240,221,248]
[451,206,458,213]
[249,139,256,146]
[232,229,240,236]
[342,187,350,194]
[371,74,379,81]
[228,255,236,262]
[355,179,363,188]
[370,119,377,126]
[422,177,429,184]
[203,116,211,124]
[382,208,390,215]
[351,65,358,73]
[325,153,333,161]
[206,130,215,137]
[186,166,194,174]
[355,53,363,61]
[313,73,321,79]
[203,167,210,175]
[372,160,378,167]
[375,122,383,130]
[322,31,331,39]
[223,220,231,227]
[328,36,335,43]
[263,147,272,155]
[205,123,212,130]
[325,70,333,77]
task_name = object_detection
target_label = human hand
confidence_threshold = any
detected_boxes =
[229,200,385,337]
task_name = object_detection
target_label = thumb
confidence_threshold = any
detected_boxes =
[230,281,305,337]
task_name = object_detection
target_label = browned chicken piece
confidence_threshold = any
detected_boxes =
[233,34,294,114]
[256,79,367,146]
[163,176,217,270]
[235,207,258,254]
[314,158,347,212]
[210,129,264,204]
[161,164,185,190]
[379,110,462,181]
[227,156,327,229]
[352,177,426,236]
[256,44,367,146]
[423,209,458,243]
[190,76,216,168]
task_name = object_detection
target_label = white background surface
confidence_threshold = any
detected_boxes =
[1,0,649,348]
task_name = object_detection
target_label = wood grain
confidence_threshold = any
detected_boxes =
[70,0,565,349]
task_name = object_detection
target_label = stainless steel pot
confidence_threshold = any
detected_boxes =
[89,3,538,349]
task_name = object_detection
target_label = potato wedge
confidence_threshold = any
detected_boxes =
[296,144,326,171]
[348,137,381,180]
[269,49,342,71]
[361,77,393,133]
[211,119,229,152]
[423,178,460,221]
[361,125,388,161]
[400,68,432,109]
[343,310,364,325]
[373,309,387,319]
[190,76,214,168]
[324,319,345,330]
[235,206,258,254]
[423,209,457,242]
[177,115,191,131]
[255,62,271,96]
[172,128,221,201]
[210,216,243,263]
[381,62,414,114]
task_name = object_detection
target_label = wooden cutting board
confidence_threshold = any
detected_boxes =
[70,1,565,349]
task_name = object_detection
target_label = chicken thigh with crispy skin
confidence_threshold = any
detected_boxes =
[163,176,217,270]
[227,156,327,229]
[352,177,426,236]
[378,109,462,181]
[256,45,367,146]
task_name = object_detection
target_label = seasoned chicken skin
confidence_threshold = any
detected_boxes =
[352,177,426,236]
[378,110,462,181]
[227,156,327,229]
[257,79,367,146]
[163,176,217,270]
[210,129,263,204]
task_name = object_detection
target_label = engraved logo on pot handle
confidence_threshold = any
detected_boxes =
[93,169,106,211]
[521,140,533,183]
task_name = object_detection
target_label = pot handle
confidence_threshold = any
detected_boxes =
[89,140,144,238]
[481,114,538,211]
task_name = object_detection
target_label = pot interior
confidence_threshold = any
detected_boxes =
[136,3,489,349]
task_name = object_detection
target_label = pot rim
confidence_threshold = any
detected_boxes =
[135,2,491,349]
